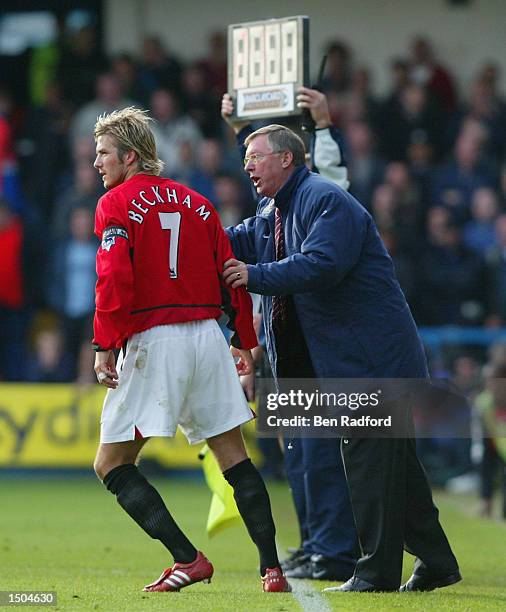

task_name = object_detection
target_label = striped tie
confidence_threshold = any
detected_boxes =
[272,206,287,330]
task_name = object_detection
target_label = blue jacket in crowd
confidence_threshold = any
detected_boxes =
[226,164,428,380]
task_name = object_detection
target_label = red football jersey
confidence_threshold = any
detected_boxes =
[92,173,257,350]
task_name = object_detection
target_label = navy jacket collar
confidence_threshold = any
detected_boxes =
[274,165,309,211]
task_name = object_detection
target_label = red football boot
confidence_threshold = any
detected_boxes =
[262,567,292,592]
[143,551,214,592]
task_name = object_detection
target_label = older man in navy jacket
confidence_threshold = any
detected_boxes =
[222,90,358,581]
[223,121,461,592]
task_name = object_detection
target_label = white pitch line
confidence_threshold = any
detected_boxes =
[278,544,332,612]
[290,578,333,612]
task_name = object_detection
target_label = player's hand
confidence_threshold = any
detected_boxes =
[223,258,248,288]
[230,346,253,376]
[296,86,331,129]
[94,350,119,389]
[240,371,256,401]
[221,93,251,134]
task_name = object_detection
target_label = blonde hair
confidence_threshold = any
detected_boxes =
[94,107,164,175]
[245,124,306,166]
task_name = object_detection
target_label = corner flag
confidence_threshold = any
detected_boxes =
[199,444,241,537]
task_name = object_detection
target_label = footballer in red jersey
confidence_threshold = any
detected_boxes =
[93,170,257,352]
[91,107,290,594]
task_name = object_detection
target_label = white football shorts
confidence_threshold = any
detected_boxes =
[100,319,254,444]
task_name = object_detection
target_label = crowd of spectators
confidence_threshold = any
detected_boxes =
[0,27,257,383]
[1,23,505,513]
[1,28,506,375]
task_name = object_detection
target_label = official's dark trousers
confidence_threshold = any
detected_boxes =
[275,309,358,569]
[284,436,358,568]
[341,435,459,589]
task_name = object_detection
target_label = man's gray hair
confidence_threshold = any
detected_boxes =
[245,124,306,166]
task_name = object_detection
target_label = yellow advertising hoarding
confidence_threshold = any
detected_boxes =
[0,384,259,469]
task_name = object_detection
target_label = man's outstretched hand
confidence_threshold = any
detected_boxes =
[223,258,248,288]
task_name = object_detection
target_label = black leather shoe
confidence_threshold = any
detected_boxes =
[281,549,310,572]
[400,570,462,592]
[323,576,398,592]
[285,555,354,581]
[284,559,313,579]
[310,555,354,581]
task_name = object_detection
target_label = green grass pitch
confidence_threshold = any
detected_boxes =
[1,476,506,611]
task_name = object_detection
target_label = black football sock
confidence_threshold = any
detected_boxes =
[103,464,197,564]
[223,458,280,575]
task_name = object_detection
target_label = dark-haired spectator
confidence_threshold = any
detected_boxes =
[25,327,73,383]
[370,184,397,234]
[453,354,483,400]
[428,355,478,481]
[186,138,226,202]
[462,188,500,256]
[417,353,478,484]
[345,120,386,209]
[341,66,381,126]
[69,72,137,149]
[50,135,99,202]
[431,133,497,224]
[214,174,253,226]
[182,63,221,138]
[111,53,150,107]
[458,116,489,150]
[321,41,352,95]
[46,207,97,380]
[197,31,228,98]
[50,160,103,239]
[380,58,410,120]
[18,80,72,222]
[477,62,502,98]
[58,24,106,107]
[150,88,203,178]
[407,136,435,187]
[448,65,506,160]
[409,36,457,113]
[138,35,183,97]
[371,178,420,265]
[384,161,423,243]
[380,83,442,161]
[406,130,436,208]
[415,206,487,325]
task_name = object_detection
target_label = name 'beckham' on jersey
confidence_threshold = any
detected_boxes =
[93,173,257,351]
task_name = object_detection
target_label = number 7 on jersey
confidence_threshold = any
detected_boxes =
[158,212,181,279]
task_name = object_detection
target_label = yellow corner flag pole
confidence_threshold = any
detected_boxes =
[199,444,241,537]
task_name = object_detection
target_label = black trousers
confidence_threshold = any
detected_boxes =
[274,306,357,565]
[341,435,459,589]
